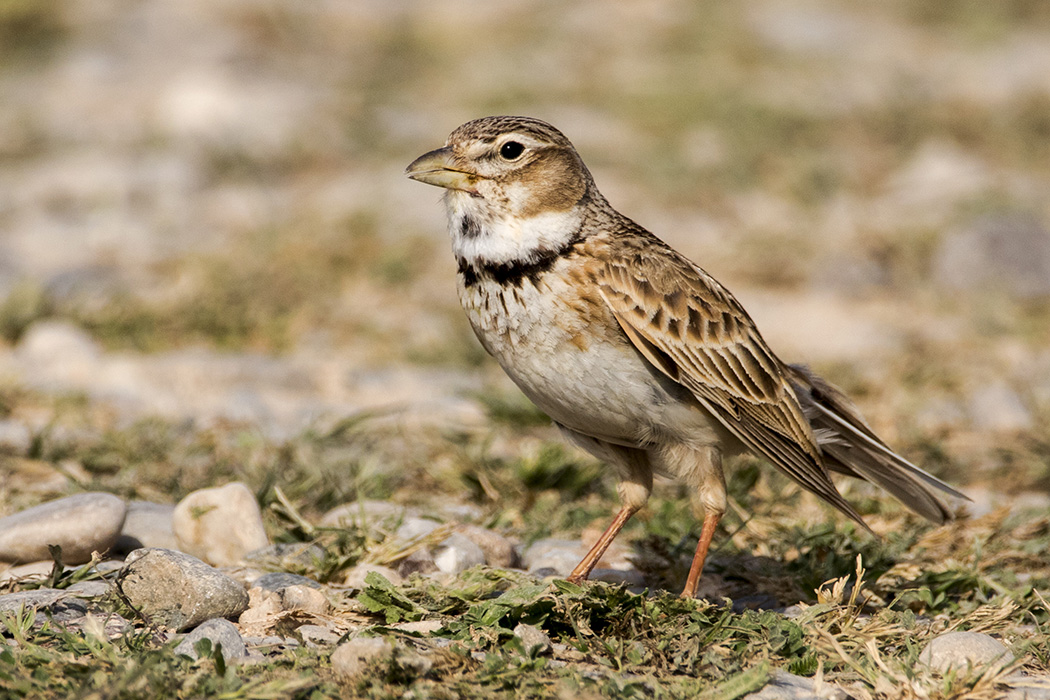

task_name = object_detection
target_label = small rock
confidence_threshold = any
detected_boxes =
[172,482,269,567]
[396,517,442,540]
[330,637,394,678]
[321,501,407,528]
[297,624,342,647]
[522,537,633,577]
[65,580,111,600]
[0,420,32,455]
[116,548,249,631]
[457,525,519,568]
[114,501,177,554]
[743,669,849,700]
[244,543,325,570]
[433,533,485,574]
[397,548,438,577]
[274,585,330,615]
[513,623,552,656]
[252,572,321,591]
[0,492,127,564]
[58,612,132,640]
[17,320,101,367]
[0,588,67,613]
[394,620,444,635]
[238,583,329,631]
[919,631,1014,673]
[343,563,403,589]
[175,619,248,661]
[0,561,54,583]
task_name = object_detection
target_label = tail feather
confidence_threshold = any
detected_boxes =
[786,364,968,525]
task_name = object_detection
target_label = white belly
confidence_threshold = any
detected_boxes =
[459,271,728,451]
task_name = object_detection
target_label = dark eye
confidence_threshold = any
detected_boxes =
[499,141,525,160]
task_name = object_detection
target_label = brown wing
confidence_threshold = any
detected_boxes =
[597,239,868,527]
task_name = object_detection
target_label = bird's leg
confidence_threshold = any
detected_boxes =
[566,504,639,584]
[680,509,722,598]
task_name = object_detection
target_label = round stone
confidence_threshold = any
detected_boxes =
[0,492,127,564]
[116,548,249,631]
[172,482,269,567]
[918,631,1014,673]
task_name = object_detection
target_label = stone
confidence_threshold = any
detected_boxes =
[174,619,248,661]
[522,537,634,577]
[238,582,329,631]
[0,492,127,564]
[396,517,442,541]
[244,543,325,570]
[343,563,403,589]
[397,548,438,577]
[330,637,394,678]
[172,482,269,567]
[65,580,111,600]
[0,588,67,613]
[0,420,31,455]
[116,548,249,631]
[394,620,444,635]
[743,669,849,699]
[252,572,321,591]
[433,533,485,574]
[0,561,54,583]
[918,631,1014,674]
[456,525,519,568]
[513,623,552,656]
[114,501,177,554]
[321,501,407,528]
[297,624,342,647]
[16,320,101,369]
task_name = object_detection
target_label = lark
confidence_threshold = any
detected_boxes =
[406,115,965,597]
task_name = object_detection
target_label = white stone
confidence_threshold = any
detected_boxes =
[0,492,127,564]
[433,533,485,574]
[919,631,1014,673]
[330,637,393,678]
[172,482,269,567]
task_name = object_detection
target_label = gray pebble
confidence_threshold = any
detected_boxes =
[0,561,54,583]
[330,636,393,678]
[522,538,584,576]
[244,543,325,570]
[114,501,177,554]
[116,548,249,631]
[433,533,485,574]
[251,571,321,591]
[0,419,32,455]
[918,631,1014,673]
[321,501,407,528]
[744,669,850,700]
[175,619,248,661]
[0,492,127,564]
[513,623,552,656]
[172,483,270,567]
[456,525,519,568]
[0,588,67,613]
[297,624,342,648]
[343,563,403,589]
[396,517,442,540]
[65,580,112,600]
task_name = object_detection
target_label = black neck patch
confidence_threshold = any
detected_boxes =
[457,234,582,289]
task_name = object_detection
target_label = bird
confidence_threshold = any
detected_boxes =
[405,115,966,598]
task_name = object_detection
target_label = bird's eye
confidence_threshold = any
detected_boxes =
[499,141,525,160]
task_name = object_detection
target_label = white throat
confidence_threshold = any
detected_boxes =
[446,193,584,266]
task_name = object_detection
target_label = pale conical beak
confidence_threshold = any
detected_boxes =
[405,146,480,194]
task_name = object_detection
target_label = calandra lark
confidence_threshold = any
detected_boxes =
[406,115,965,598]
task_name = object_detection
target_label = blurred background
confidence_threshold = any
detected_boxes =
[1,0,1049,513]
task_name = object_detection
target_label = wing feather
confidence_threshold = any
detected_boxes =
[598,245,868,527]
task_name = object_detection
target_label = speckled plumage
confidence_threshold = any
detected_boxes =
[406,115,966,596]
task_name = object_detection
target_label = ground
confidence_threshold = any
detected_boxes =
[0,0,1049,698]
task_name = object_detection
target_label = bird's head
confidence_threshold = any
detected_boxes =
[406,116,596,265]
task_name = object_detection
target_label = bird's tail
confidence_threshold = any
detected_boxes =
[786,364,968,524]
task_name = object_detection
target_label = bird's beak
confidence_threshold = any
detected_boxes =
[405,146,480,194]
